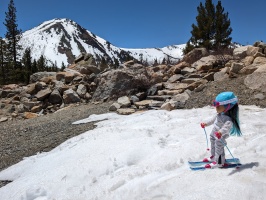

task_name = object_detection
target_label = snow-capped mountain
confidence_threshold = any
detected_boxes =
[19,18,185,66]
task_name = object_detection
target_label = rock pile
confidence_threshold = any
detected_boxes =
[1,42,266,121]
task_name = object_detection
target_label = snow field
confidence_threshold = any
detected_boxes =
[0,106,265,200]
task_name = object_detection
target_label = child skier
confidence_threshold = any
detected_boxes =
[200,91,242,168]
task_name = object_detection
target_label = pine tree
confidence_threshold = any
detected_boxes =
[184,0,232,53]
[190,0,215,50]
[37,55,46,72]
[32,59,38,74]
[153,58,158,66]
[21,47,32,83]
[4,0,22,72]
[61,62,66,71]
[0,37,7,84]
[213,1,232,50]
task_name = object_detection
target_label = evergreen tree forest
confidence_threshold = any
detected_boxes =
[0,0,58,85]
[183,0,232,54]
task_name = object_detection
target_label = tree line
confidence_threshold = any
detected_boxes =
[0,0,64,85]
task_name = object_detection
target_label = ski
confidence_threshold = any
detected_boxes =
[190,163,241,171]
[188,158,240,167]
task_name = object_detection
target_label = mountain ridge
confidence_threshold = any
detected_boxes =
[18,18,185,66]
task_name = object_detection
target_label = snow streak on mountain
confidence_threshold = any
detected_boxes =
[19,18,185,66]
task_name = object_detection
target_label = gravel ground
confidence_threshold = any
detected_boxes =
[0,101,113,187]
[185,74,266,109]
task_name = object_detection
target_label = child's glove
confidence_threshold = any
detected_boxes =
[215,131,222,139]
[200,123,206,128]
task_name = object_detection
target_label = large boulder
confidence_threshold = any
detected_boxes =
[182,48,209,64]
[48,89,62,104]
[63,89,81,104]
[233,46,249,59]
[30,72,56,83]
[192,55,219,71]
[244,66,266,92]
[92,67,150,101]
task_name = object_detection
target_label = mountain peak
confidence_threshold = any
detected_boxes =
[19,18,185,66]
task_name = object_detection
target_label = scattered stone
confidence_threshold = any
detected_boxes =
[24,112,39,119]
[0,117,8,122]
[254,93,265,100]
[117,108,135,115]
[117,96,131,108]
[109,102,121,111]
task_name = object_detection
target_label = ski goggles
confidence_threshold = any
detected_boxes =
[212,100,220,107]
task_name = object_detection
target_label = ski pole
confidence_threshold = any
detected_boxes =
[203,128,210,151]
[220,138,239,166]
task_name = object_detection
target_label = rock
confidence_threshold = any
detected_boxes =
[147,85,159,96]
[135,92,146,101]
[253,57,266,65]
[213,71,228,81]
[117,108,135,115]
[92,68,150,101]
[230,62,245,74]
[130,96,139,104]
[181,67,196,75]
[203,72,215,81]
[146,95,172,101]
[163,82,188,90]
[172,92,190,109]
[241,56,255,66]
[161,102,175,111]
[35,88,52,101]
[26,83,37,95]
[109,102,121,111]
[22,101,42,111]
[254,93,265,100]
[30,72,56,83]
[168,62,190,75]
[182,48,209,64]
[77,84,87,98]
[31,105,43,113]
[24,112,39,119]
[186,80,208,91]
[157,89,183,96]
[233,46,249,59]
[181,78,201,84]
[2,84,20,90]
[239,65,258,75]
[247,46,262,57]
[149,100,165,107]
[48,89,62,104]
[0,117,8,122]
[35,82,47,92]
[167,74,184,83]
[254,64,266,72]
[134,100,153,108]
[244,72,266,92]
[117,96,131,108]
[84,93,92,100]
[192,55,217,71]
[63,89,81,104]
[40,76,56,84]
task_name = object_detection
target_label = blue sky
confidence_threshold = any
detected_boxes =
[0,0,265,48]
